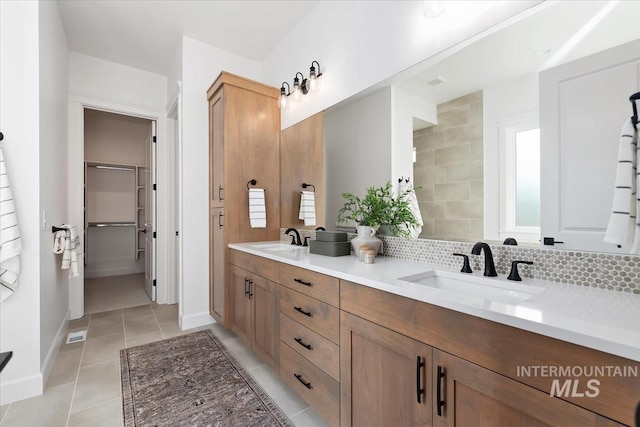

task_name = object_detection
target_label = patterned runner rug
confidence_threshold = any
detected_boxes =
[120,329,293,427]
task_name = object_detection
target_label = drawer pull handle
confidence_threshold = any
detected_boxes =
[416,355,425,404]
[294,337,313,350]
[294,278,312,287]
[437,365,446,416]
[294,306,313,317]
[294,373,313,389]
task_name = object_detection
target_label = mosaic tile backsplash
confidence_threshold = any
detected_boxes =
[280,229,640,294]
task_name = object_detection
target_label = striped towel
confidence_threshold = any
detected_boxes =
[53,225,80,277]
[604,118,639,253]
[248,188,266,228]
[298,191,316,226]
[0,145,22,302]
[400,180,423,239]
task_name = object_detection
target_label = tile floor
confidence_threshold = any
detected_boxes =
[84,274,151,314]
[0,303,327,427]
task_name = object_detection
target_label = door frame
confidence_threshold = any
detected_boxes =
[166,82,181,307]
[68,93,172,319]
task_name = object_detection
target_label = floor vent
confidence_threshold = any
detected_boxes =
[66,330,87,344]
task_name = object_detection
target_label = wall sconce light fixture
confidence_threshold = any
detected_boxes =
[278,61,323,110]
[278,82,290,110]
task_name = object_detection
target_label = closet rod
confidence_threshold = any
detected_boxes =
[88,164,136,171]
[88,222,136,227]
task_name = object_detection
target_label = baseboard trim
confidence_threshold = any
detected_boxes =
[180,311,215,331]
[0,373,43,406]
[41,310,70,387]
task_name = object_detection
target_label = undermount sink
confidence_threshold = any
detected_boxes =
[250,243,306,252]
[398,270,545,305]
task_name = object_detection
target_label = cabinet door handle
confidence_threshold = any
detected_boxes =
[294,306,312,317]
[218,212,224,228]
[248,280,253,299]
[218,185,224,201]
[294,278,312,287]
[294,373,313,389]
[437,365,446,416]
[244,277,249,297]
[294,337,313,350]
[416,355,425,404]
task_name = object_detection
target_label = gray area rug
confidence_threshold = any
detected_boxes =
[120,330,294,427]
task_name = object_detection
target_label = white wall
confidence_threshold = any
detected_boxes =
[0,0,42,405]
[391,87,437,189]
[483,73,539,241]
[263,1,540,130]
[324,88,393,228]
[38,0,70,384]
[68,52,167,317]
[178,36,261,329]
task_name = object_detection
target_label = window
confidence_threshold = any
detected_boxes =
[499,112,541,243]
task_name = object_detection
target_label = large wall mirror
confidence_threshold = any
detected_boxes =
[323,0,640,254]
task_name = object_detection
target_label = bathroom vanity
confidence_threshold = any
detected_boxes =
[227,242,640,427]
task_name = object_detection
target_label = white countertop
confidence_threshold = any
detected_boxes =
[229,241,640,362]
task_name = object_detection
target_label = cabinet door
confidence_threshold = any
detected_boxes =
[209,89,224,209]
[341,312,432,427]
[209,207,225,322]
[432,350,609,427]
[229,265,252,344]
[252,275,279,369]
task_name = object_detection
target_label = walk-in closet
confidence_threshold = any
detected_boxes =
[83,109,153,313]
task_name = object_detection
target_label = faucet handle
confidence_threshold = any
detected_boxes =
[453,253,473,273]
[507,260,534,281]
[288,235,297,245]
[303,236,311,247]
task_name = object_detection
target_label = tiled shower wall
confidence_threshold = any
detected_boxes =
[413,91,484,242]
[280,229,640,294]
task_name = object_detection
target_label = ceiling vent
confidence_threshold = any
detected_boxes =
[424,75,447,86]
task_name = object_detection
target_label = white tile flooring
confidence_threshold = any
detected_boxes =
[0,279,327,427]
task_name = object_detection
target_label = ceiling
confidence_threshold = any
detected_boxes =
[56,0,321,76]
[393,0,640,108]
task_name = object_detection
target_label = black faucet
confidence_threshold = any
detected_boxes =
[315,226,326,231]
[285,228,302,246]
[471,242,497,277]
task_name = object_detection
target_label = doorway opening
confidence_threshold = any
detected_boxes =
[83,108,156,314]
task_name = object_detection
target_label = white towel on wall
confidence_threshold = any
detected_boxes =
[53,225,80,277]
[0,145,22,302]
[400,180,423,239]
[298,191,316,226]
[604,118,639,253]
[249,188,267,228]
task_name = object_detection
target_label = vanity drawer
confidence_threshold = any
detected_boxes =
[280,313,340,381]
[280,341,339,427]
[229,249,279,282]
[279,264,339,307]
[280,287,339,344]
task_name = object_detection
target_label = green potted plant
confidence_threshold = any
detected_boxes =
[337,182,421,254]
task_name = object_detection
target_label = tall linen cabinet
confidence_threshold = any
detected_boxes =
[207,72,281,327]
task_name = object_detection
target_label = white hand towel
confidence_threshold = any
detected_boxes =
[53,225,80,277]
[248,189,267,228]
[298,191,316,226]
[0,145,22,302]
[604,119,639,253]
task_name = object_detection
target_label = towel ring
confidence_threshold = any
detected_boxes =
[301,183,315,192]
[246,179,257,190]
[0,132,4,141]
[52,226,66,233]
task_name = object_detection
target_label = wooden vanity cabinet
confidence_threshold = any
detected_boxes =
[340,312,432,427]
[207,72,281,326]
[340,280,635,427]
[228,252,280,370]
[278,263,341,426]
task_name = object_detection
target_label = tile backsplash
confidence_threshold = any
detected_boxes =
[280,229,639,294]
